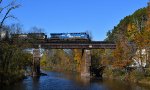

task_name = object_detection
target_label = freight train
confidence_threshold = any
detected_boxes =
[11,32,91,43]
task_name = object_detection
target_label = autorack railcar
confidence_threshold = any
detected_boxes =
[11,33,47,43]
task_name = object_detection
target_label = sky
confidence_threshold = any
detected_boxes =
[4,0,149,40]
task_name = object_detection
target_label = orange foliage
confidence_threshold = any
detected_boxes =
[113,40,132,69]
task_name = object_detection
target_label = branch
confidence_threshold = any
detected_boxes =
[0,4,12,13]
[0,4,20,28]
[0,0,16,13]
[0,4,11,13]
[6,15,18,20]
[0,0,3,4]
[6,14,15,19]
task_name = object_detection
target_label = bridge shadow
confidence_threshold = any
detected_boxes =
[90,65,105,77]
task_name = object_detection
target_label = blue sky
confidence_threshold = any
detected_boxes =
[6,0,148,40]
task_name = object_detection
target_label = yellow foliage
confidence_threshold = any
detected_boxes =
[74,49,82,63]
[41,53,47,67]
[73,49,82,72]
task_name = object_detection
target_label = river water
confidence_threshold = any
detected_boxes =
[2,70,150,90]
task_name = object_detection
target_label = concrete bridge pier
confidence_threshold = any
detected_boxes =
[32,49,41,76]
[81,49,91,77]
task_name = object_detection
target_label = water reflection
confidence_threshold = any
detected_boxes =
[2,71,150,90]
[32,76,40,90]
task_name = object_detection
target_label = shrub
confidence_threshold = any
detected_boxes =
[129,70,145,82]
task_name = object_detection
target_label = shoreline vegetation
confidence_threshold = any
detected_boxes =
[103,68,150,85]
[103,5,150,86]
[0,42,32,86]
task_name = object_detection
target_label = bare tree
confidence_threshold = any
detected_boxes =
[9,23,23,34]
[30,26,44,33]
[0,0,2,4]
[86,30,93,40]
[0,0,20,30]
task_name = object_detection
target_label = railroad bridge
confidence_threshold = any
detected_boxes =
[1,32,116,77]
[32,40,116,77]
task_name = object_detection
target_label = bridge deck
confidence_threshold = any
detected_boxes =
[34,41,116,49]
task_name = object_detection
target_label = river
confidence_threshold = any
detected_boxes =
[2,70,150,90]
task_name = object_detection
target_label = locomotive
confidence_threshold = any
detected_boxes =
[28,33,47,40]
[50,32,90,41]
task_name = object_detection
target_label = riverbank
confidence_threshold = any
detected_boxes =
[103,67,150,86]
[0,71,26,86]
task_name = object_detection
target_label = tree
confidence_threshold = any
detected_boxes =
[73,49,82,72]
[29,26,44,33]
[0,0,20,30]
[9,23,23,34]
[86,30,93,40]
[126,6,150,70]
